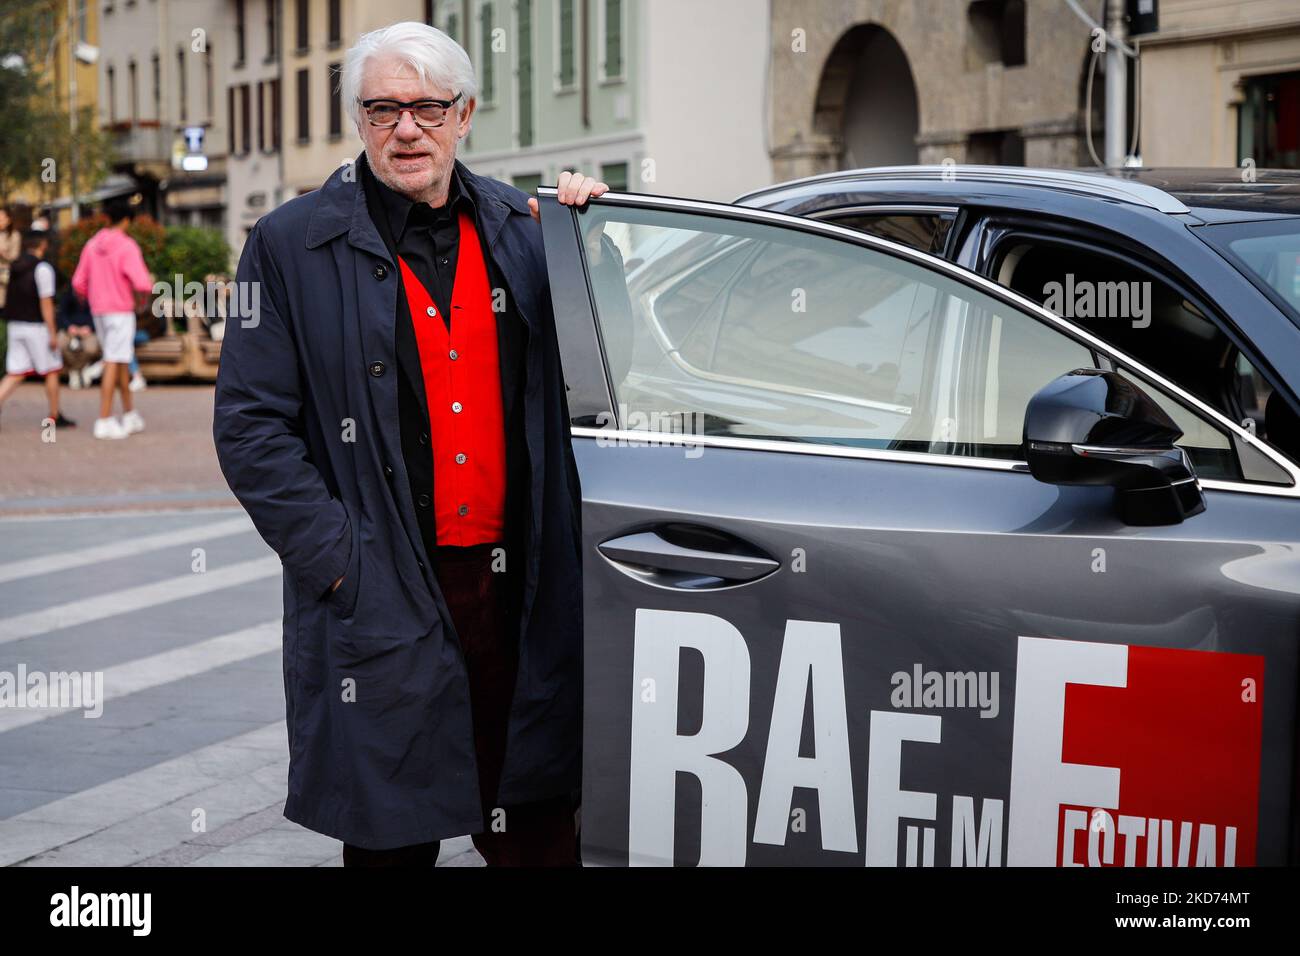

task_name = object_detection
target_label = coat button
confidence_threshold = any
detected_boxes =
[372,263,388,280]
[419,431,429,445]
[417,493,431,508]
[417,560,425,571]
[368,361,386,377]
[426,306,437,317]
[458,504,469,516]
[448,349,458,360]
[451,401,462,413]
[455,453,466,464]
[383,464,394,479]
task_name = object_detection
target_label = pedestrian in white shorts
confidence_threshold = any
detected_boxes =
[70,197,154,440]
[0,230,75,432]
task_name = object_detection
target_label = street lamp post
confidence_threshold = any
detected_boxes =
[68,0,78,223]
[1104,0,1129,168]
[65,2,99,224]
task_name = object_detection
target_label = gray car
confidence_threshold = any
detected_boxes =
[536,167,1300,867]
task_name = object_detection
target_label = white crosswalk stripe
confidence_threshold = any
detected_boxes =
[0,721,288,866]
[0,555,281,644]
[0,515,255,585]
[0,620,281,732]
[0,510,483,866]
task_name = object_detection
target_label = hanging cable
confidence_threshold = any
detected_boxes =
[1128,49,1142,161]
[1084,45,1104,168]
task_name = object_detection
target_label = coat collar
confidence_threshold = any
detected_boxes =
[305,151,531,257]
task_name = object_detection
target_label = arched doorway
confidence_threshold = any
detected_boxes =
[814,25,920,170]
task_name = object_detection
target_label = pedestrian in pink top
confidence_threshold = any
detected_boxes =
[71,198,154,440]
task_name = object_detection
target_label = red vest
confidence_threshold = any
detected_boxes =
[397,211,507,546]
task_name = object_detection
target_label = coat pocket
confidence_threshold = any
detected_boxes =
[323,501,361,619]
[328,618,410,670]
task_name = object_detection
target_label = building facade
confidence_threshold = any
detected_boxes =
[767,0,1112,180]
[1138,0,1300,169]
[97,0,230,227]
[223,0,427,254]
[276,0,422,199]
[225,0,288,254]
[223,0,771,258]
[453,0,770,202]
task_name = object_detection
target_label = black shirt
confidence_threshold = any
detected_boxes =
[372,164,472,328]
[359,154,530,604]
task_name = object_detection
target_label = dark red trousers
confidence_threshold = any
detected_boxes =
[343,542,578,867]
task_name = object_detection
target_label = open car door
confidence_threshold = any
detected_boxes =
[537,188,1300,867]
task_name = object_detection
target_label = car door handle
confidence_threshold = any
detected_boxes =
[597,528,780,589]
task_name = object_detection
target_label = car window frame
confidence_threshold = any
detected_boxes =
[809,203,960,258]
[538,188,1300,500]
[983,227,1247,409]
[1197,216,1300,333]
[971,215,1300,413]
[974,222,1300,481]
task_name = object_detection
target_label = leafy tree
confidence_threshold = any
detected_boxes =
[0,2,115,206]
[0,5,50,199]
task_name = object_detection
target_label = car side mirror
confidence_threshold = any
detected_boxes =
[1023,369,1207,526]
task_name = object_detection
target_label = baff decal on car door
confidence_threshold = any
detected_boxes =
[627,610,1265,866]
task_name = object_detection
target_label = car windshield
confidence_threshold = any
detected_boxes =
[1200,218,1300,325]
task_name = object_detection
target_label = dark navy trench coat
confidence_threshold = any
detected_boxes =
[212,156,583,849]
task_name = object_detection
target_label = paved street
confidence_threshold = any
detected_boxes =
[0,383,235,515]
[0,384,484,866]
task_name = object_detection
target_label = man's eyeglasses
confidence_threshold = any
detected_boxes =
[359,94,463,128]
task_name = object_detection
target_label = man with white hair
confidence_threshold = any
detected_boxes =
[214,21,611,866]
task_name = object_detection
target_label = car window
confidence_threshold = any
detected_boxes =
[825,212,954,255]
[1112,367,1238,480]
[1201,218,1300,322]
[991,234,1300,470]
[582,203,1094,461]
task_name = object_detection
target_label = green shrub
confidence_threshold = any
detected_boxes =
[57,220,230,331]
[156,226,231,284]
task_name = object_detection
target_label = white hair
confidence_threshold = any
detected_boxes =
[340,21,477,128]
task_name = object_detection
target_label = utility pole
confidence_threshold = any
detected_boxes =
[68,0,80,222]
[1104,0,1128,168]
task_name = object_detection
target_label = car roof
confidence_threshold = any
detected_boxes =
[735,165,1300,219]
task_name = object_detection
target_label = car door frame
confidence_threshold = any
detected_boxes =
[539,187,1300,865]
[538,187,1300,500]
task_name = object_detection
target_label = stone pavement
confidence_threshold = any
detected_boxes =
[0,380,486,866]
[0,382,235,514]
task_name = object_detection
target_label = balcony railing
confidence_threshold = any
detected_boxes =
[106,121,167,165]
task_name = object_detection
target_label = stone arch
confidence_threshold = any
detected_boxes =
[813,24,920,170]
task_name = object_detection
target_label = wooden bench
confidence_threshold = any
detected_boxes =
[133,294,225,382]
